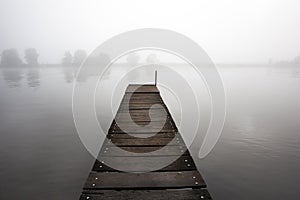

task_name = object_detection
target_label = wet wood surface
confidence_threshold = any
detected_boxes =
[80,84,212,199]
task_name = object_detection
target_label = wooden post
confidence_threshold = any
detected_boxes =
[155,70,157,86]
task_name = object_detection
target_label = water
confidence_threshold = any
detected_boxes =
[0,65,300,199]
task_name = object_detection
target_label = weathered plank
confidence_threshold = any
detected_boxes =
[112,120,174,126]
[98,146,187,156]
[83,171,205,189]
[116,110,169,120]
[93,155,196,172]
[117,107,167,112]
[123,93,162,98]
[110,123,177,133]
[121,97,163,103]
[105,138,183,147]
[126,85,159,93]
[80,189,212,200]
[112,118,176,126]
[118,105,167,112]
[107,132,177,139]
[98,145,187,157]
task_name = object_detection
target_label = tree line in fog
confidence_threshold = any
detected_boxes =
[0,48,87,67]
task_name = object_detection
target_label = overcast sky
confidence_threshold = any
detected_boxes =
[0,0,299,64]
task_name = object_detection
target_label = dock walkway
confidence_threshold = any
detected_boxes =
[80,85,212,200]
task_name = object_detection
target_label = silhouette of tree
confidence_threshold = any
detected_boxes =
[126,52,140,66]
[73,49,87,66]
[24,48,39,66]
[85,52,111,66]
[62,51,73,66]
[0,49,22,67]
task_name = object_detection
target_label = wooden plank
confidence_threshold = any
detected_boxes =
[98,145,187,156]
[83,171,206,189]
[123,94,162,98]
[111,121,175,131]
[123,93,162,98]
[80,189,212,200]
[121,99,165,107]
[116,108,167,113]
[107,132,177,139]
[93,155,196,172]
[116,116,169,122]
[110,124,177,133]
[122,96,163,102]
[105,138,184,147]
[116,111,169,122]
[117,107,166,112]
[122,98,163,103]
[126,85,159,93]
[118,104,167,111]
[112,120,174,126]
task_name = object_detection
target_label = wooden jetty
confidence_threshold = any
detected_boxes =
[80,84,212,200]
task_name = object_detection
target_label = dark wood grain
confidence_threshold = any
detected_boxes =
[93,155,196,172]
[126,85,159,93]
[106,138,183,147]
[106,132,177,139]
[83,171,205,189]
[97,145,187,156]
[80,189,212,200]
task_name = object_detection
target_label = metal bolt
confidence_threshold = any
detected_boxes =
[92,183,95,187]
[195,182,198,185]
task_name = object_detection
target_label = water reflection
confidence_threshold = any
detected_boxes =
[1,68,24,88]
[62,66,76,83]
[27,67,40,88]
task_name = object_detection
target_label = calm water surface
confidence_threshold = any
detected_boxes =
[0,65,300,199]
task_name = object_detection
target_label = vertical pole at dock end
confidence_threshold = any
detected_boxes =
[155,70,157,86]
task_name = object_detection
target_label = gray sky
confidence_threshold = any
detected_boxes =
[0,0,299,64]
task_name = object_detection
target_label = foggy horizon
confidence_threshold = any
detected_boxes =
[1,0,300,64]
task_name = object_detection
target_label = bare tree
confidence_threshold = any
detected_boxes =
[1,49,22,67]
[24,48,39,66]
[62,51,73,66]
[73,49,87,66]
